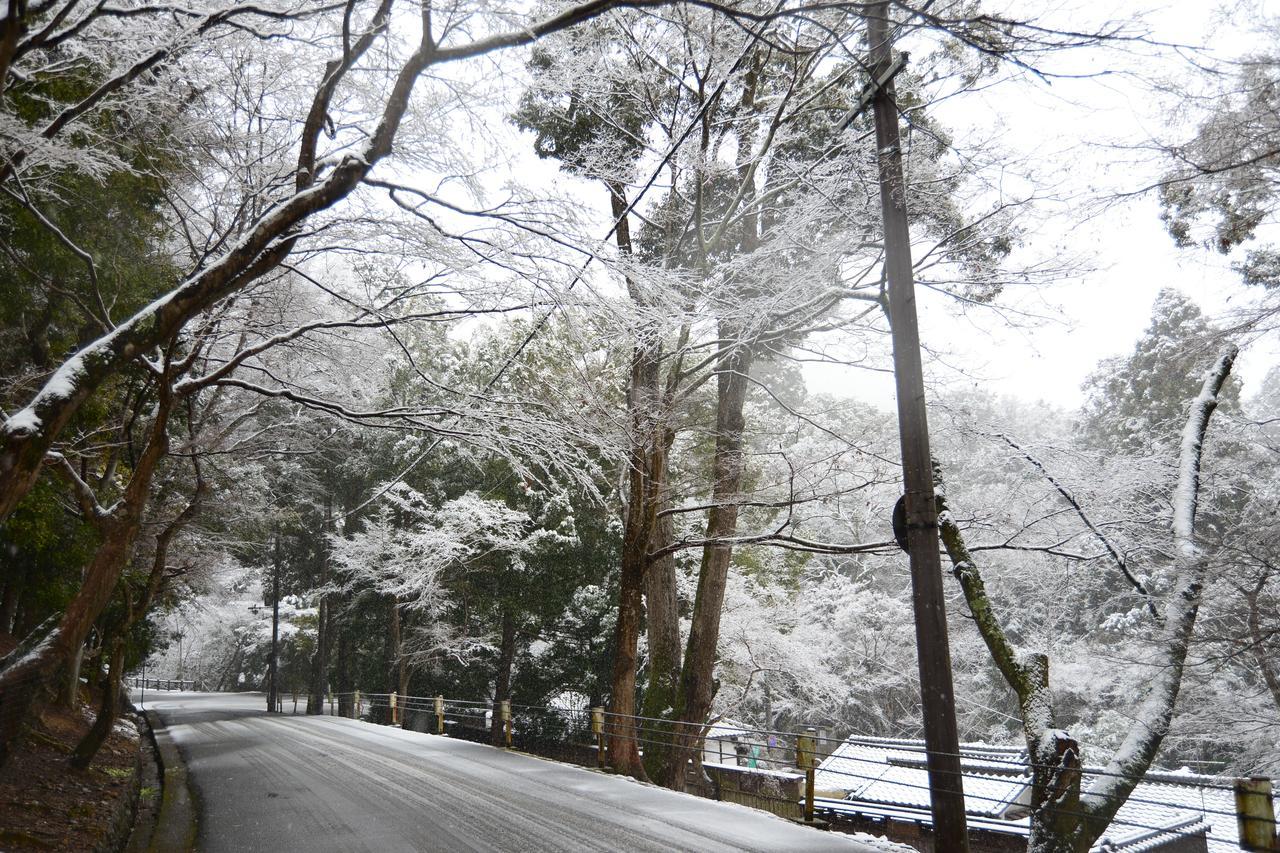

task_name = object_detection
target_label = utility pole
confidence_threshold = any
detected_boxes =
[867,4,970,849]
[269,530,281,714]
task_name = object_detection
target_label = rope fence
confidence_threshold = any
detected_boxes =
[319,690,1277,849]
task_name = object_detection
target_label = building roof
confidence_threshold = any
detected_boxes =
[705,719,751,741]
[814,736,1030,819]
[815,736,1243,852]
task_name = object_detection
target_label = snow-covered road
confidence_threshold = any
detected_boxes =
[139,691,892,852]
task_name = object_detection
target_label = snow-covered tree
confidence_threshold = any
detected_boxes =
[1159,6,1280,291]
[938,345,1238,853]
[1080,289,1239,454]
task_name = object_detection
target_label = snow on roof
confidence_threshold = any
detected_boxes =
[816,735,1244,852]
[1092,817,1211,853]
[705,762,805,781]
[814,737,1031,819]
[1090,771,1239,853]
[705,719,751,740]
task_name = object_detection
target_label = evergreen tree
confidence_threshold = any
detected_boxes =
[1080,289,1239,454]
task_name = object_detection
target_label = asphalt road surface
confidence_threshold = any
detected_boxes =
[139,691,889,853]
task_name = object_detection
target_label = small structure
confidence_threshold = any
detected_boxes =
[814,736,1242,852]
[702,719,768,769]
[692,719,805,821]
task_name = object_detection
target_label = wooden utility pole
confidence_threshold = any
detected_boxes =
[867,4,969,849]
[1236,777,1279,851]
[592,707,605,768]
[797,728,817,824]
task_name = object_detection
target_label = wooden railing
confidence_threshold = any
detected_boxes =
[127,676,194,691]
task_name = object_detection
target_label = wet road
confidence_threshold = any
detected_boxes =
[139,692,884,853]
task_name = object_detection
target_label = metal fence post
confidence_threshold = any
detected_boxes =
[501,700,512,748]
[355,689,361,719]
[591,707,605,768]
[1237,777,1279,851]
[435,696,445,735]
[390,692,399,726]
[796,728,817,824]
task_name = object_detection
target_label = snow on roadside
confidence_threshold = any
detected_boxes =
[320,697,917,852]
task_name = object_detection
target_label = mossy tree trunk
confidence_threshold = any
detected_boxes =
[0,386,174,766]
[69,639,125,770]
[940,346,1236,853]
[640,503,683,786]
[606,179,666,780]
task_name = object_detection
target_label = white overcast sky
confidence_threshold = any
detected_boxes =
[483,0,1275,411]
[811,0,1278,411]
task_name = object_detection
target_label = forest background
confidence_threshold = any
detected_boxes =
[0,0,1277,849]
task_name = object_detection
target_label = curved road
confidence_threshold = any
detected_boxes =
[140,692,887,853]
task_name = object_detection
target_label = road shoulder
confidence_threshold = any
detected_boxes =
[139,708,196,852]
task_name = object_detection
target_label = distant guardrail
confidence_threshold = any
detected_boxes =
[127,676,194,691]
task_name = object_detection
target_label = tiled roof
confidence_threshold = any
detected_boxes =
[815,736,1246,851]
[814,737,1031,819]
[705,719,751,740]
[1093,817,1211,852]
[1096,773,1238,853]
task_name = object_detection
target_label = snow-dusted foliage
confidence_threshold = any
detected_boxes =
[331,486,535,611]
[711,567,921,736]
[4,3,1278,851]
[328,481,581,668]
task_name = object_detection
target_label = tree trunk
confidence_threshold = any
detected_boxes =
[396,610,409,701]
[1246,576,1280,714]
[490,610,517,746]
[942,498,1087,850]
[938,346,1236,853]
[307,496,332,715]
[335,614,353,718]
[605,178,664,780]
[217,644,243,693]
[378,598,401,726]
[0,579,20,635]
[607,552,647,776]
[268,543,280,712]
[1026,729,1088,853]
[651,54,765,787]
[306,596,329,714]
[667,331,753,779]
[640,502,684,787]
[60,642,86,709]
[606,356,666,778]
[0,382,176,766]
[0,410,167,767]
[69,639,125,769]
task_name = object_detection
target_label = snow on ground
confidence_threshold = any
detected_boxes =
[140,691,915,852]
